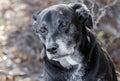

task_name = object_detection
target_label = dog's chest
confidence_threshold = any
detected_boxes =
[68,64,84,81]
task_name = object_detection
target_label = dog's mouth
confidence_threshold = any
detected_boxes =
[51,54,79,69]
[51,54,70,60]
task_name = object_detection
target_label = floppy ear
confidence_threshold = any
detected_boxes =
[69,3,93,29]
[33,10,41,23]
[33,10,41,33]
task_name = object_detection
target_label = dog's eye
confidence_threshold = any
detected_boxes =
[60,22,67,28]
[40,26,47,33]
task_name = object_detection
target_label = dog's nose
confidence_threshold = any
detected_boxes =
[47,43,59,54]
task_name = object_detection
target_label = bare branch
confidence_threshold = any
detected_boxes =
[94,0,118,29]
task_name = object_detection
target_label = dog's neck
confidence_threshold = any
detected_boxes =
[79,28,97,61]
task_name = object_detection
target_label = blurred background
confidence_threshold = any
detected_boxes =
[0,0,120,81]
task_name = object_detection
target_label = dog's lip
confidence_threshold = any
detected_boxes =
[51,54,69,59]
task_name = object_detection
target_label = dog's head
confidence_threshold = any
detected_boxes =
[33,3,93,68]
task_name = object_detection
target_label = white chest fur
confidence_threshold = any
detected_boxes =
[69,64,84,81]
[60,56,84,81]
[52,52,84,81]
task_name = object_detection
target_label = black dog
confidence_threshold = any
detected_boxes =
[33,3,118,81]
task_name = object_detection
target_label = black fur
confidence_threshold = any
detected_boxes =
[33,3,118,81]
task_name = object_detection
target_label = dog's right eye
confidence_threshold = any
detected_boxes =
[59,21,68,28]
[59,21,69,32]
[39,26,48,34]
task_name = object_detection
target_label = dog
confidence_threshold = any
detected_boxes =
[33,3,118,81]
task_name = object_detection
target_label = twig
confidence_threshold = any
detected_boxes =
[94,0,118,29]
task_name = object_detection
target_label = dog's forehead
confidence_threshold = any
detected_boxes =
[38,4,73,23]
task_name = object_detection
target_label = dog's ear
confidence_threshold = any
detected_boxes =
[33,10,41,33]
[69,3,93,29]
[33,10,41,23]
